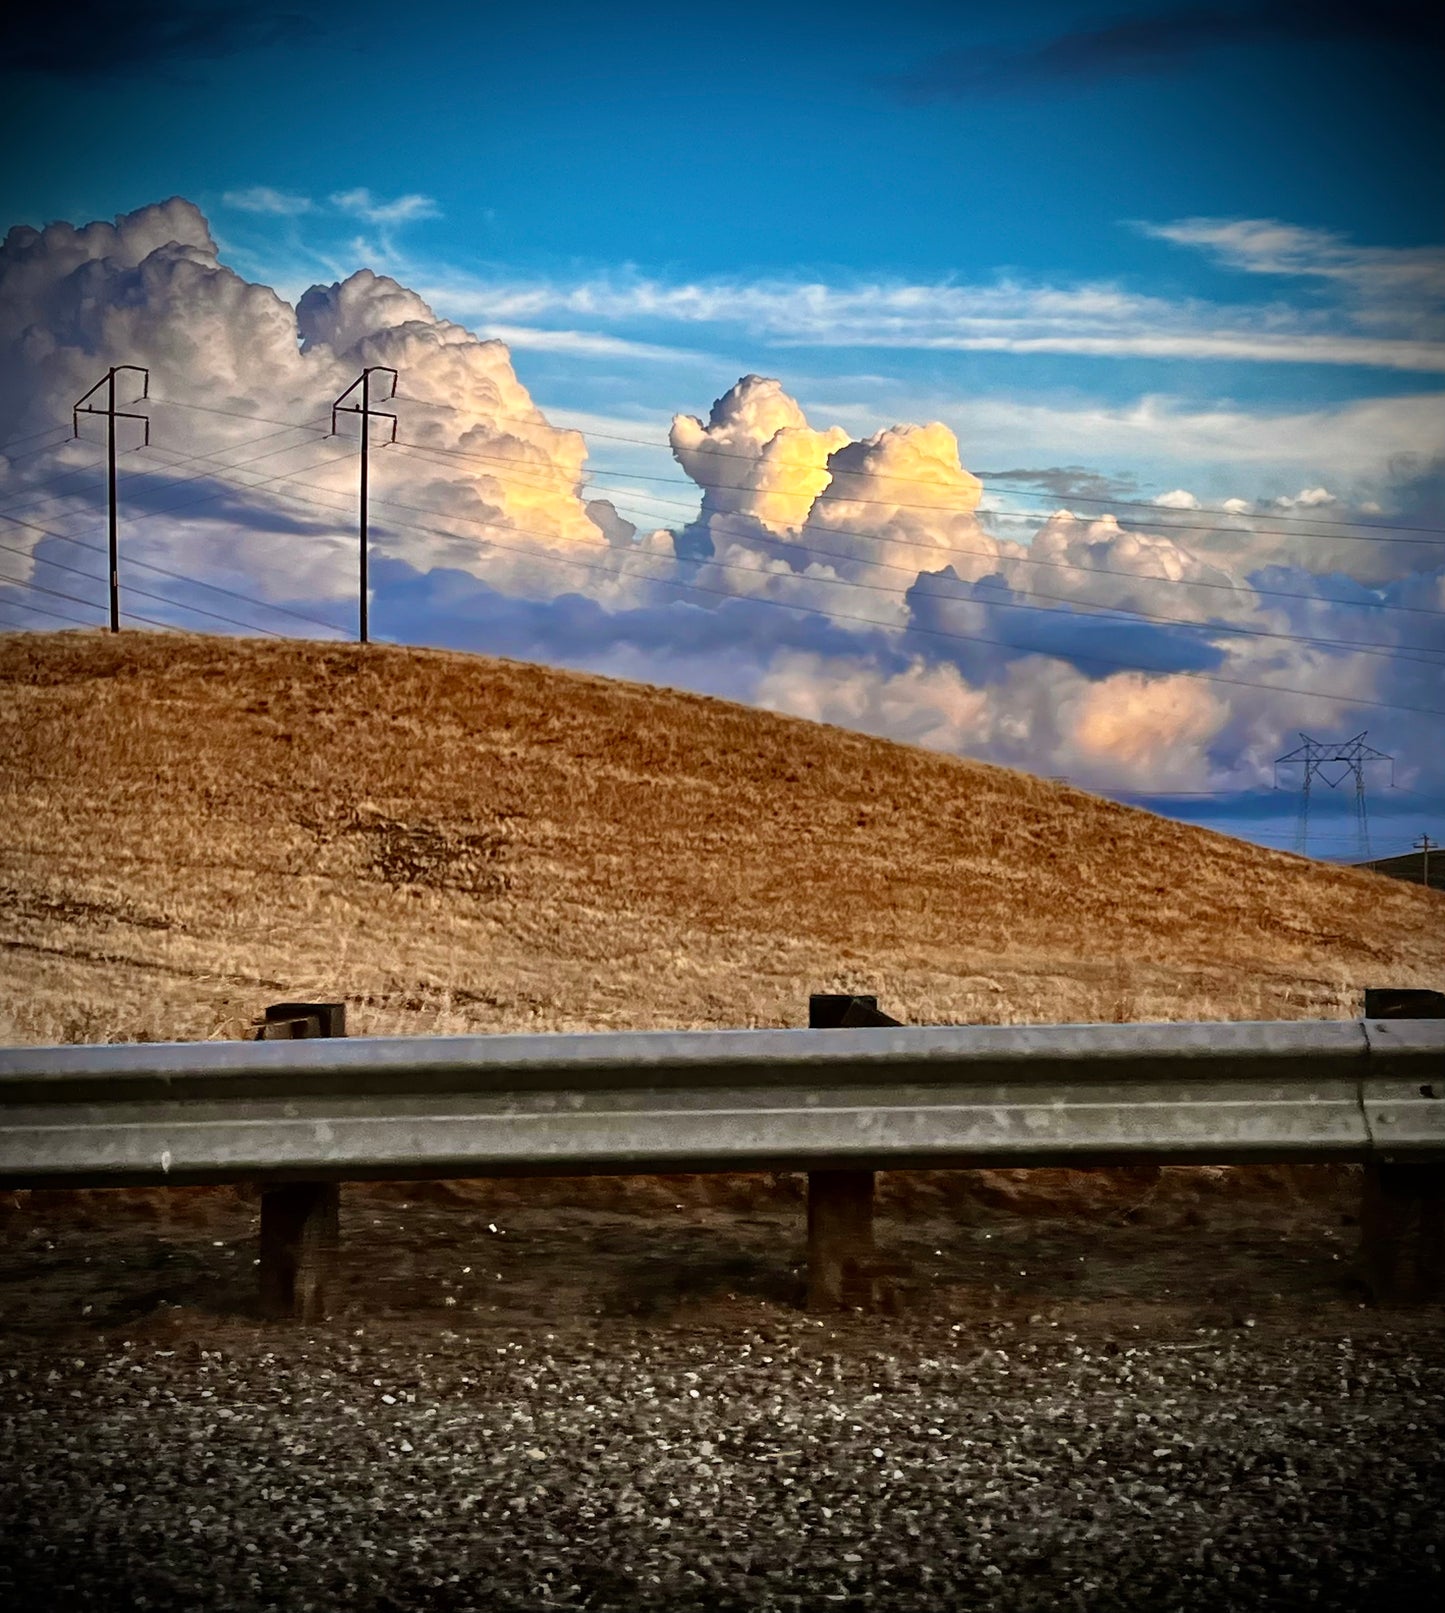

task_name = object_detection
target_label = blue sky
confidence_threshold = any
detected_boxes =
[1,1,1441,859]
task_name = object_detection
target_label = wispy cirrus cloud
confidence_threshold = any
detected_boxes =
[1139,218,1445,338]
[222,186,315,217]
[330,188,440,227]
[476,325,701,363]
[416,228,1445,373]
[892,2,1441,100]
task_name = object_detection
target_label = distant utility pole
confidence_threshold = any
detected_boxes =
[73,366,150,632]
[1416,833,1438,889]
[1274,731,1394,861]
[331,367,398,645]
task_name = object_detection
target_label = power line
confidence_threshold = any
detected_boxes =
[0,595,96,630]
[0,570,182,635]
[403,428,1438,549]
[10,392,1441,716]
[0,417,335,535]
[220,462,1445,719]
[390,392,1445,542]
[387,438,1445,627]
[44,392,1431,644]
[41,390,1443,554]
[0,429,99,473]
[148,397,333,436]
[54,420,1437,652]
[383,441,1445,651]
[0,443,361,640]
[390,441,1445,635]
[126,436,362,530]
[0,455,109,523]
[0,539,310,641]
[1,515,349,641]
[74,419,1445,690]
[0,424,78,458]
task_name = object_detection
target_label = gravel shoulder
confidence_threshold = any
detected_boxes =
[2,1169,1443,1611]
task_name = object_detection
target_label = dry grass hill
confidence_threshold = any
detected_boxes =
[1,629,1440,1047]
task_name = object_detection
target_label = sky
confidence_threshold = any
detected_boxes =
[1,0,1441,861]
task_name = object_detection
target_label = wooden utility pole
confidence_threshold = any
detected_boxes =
[331,367,398,643]
[72,366,150,631]
[1415,833,1438,889]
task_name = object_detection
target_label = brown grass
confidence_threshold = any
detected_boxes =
[1,628,1440,1046]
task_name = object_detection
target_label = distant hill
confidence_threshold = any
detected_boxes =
[1,630,1440,1046]
[1355,850,1444,892]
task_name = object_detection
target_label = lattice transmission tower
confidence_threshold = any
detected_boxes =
[1274,732,1394,860]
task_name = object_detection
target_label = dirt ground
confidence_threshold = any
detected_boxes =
[0,1166,1413,1347]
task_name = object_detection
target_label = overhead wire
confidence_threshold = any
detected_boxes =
[0,537,307,640]
[0,595,96,631]
[388,437,1445,626]
[389,392,1445,542]
[0,423,78,458]
[0,570,182,635]
[196,457,1445,719]
[17,402,1435,685]
[399,427,1445,550]
[0,440,360,639]
[7,394,1441,714]
[0,418,330,531]
[47,392,1431,635]
[380,442,1445,664]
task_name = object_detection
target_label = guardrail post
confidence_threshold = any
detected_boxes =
[806,994,902,1310]
[1361,988,1445,1304]
[256,1002,346,1321]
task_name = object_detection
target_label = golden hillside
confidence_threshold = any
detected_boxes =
[0,630,1439,1045]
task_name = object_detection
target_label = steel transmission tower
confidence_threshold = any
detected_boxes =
[1274,732,1394,860]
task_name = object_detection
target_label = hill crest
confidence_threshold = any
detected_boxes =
[0,630,1439,1045]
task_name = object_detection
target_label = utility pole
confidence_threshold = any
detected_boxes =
[1274,731,1394,860]
[73,366,150,632]
[331,367,398,644]
[1416,833,1438,890]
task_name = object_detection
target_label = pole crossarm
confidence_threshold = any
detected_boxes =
[72,365,151,445]
[331,367,398,442]
[2,1018,1441,1189]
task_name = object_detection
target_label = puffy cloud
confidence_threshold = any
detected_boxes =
[0,198,637,619]
[751,652,1227,791]
[659,375,1443,798]
[670,375,849,535]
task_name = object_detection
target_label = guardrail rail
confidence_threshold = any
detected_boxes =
[2,990,1441,1317]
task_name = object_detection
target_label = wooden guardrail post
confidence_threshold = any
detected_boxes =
[806,994,903,1311]
[256,1002,346,1321]
[1361,987,1445,1304]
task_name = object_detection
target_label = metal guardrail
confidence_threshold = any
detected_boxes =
[2,1017,1442,1190]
